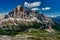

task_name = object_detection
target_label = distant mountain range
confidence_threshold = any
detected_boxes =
[50,16,60,23]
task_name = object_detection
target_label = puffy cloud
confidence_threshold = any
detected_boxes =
[24,2,51,11]
[24,2,41,8]
[31,8,40,11]
[42,7,51,10]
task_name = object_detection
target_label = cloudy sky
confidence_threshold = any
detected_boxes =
[0,0,60,16]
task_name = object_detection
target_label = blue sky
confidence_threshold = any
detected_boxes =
[0,0,60,16]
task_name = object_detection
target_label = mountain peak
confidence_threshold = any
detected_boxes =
[16,5,21,10]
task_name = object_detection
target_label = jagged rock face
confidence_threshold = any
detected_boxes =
[9,5,26,18]
[37,14,46,21]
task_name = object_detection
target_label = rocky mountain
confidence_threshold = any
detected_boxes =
[4,5,53,24]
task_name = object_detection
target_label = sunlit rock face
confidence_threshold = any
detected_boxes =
[8,5,37,19]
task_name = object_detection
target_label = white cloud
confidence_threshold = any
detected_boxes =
[31,8,40,11]
[24,2,51,11]
[24,2,41,8]
[42,7,51,10]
